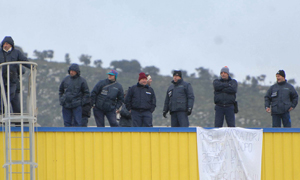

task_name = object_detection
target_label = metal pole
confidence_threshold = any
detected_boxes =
[30,65,35,180]
[19,64,25,180]
[7,65,12,180]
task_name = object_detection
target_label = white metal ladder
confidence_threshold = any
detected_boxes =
[0,62,38,180]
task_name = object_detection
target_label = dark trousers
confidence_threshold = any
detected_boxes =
[0,84,17,113]
[82,116,88,127]
[72,116,88,127]
[131,110,153,127]
[62,106,82,127]
[93,107,119,127]
[214,105,235,127]
[11,93,20,113]
[272,112,291,127]
[171,111,189,127]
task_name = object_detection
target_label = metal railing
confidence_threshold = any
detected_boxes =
[0,61,38,180]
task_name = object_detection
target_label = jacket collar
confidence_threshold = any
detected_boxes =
[220,76,232,82]
[137,82,149,88]
[172,78,183,85]
[70,74,79,79]
[107,78,116,84]
[3,47,12,52]
[277,80,286,85]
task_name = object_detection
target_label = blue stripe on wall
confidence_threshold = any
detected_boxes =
[2,127,300,133]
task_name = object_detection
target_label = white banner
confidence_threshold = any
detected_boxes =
[196,127,263,180]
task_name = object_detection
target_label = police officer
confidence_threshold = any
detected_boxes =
[265,70,298,127]
[125,72,156,127]
[0,36,31,113]
[163,70,195,127]
[59,63,90,127]
[213,66,237,127]
[91,70,124,127]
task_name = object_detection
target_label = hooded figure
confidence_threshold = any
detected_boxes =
[59,63,90,127]
[0,36,31,114]
[0,36,30,85]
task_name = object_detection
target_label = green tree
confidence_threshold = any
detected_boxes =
[195,67,212,80]
[257,74,266,84]
[251,77,258,88]
[79,54,91,66]
[33,50,45,60]
[47,50,54,61]
[94,59,103,68]
[33,50,54,61]
[142,66,160,75]
[65,53,71,65]
[110,59,141,73]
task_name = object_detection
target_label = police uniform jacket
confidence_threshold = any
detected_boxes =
[163,79,194,113]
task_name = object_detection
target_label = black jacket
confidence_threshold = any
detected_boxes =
[0,36,30,85]
[265,81,298,114]
[213,76,237,106]
[119,104,132,127]
[125,83,156,112]
[91,79,124,111]
[163,79,194,113]
[59,64,90,109]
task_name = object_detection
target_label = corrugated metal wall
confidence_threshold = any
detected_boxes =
[1,129,300,180]
[262,132,300,180]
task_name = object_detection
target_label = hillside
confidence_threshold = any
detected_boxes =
[29,59,300,127]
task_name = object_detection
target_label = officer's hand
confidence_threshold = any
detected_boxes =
[163,111,167,118]
[265,107,271,113]
[289,107,294,112]
[187,108,192,116]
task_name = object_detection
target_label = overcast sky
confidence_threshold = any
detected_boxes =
[1,0,300,85]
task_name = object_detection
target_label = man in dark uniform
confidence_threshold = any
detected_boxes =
[213,66,237,127]
[163,70,194,127]
[265,70,298,127]
[0,36,30,113]
[91,70,124,127]
[59,64,90,127]
[125,72,156,127]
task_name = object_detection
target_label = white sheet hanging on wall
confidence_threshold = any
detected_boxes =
[196,127,263,180]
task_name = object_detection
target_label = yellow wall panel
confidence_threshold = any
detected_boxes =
[121,132,132,180]
[188,133,199,180]
[93,132,103,180]
[150,133,160,180]
[1,130,300,180]
[55,132,65,180]
[83,132,94,180]
[160,133,170,180]
[292,133,300,180]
